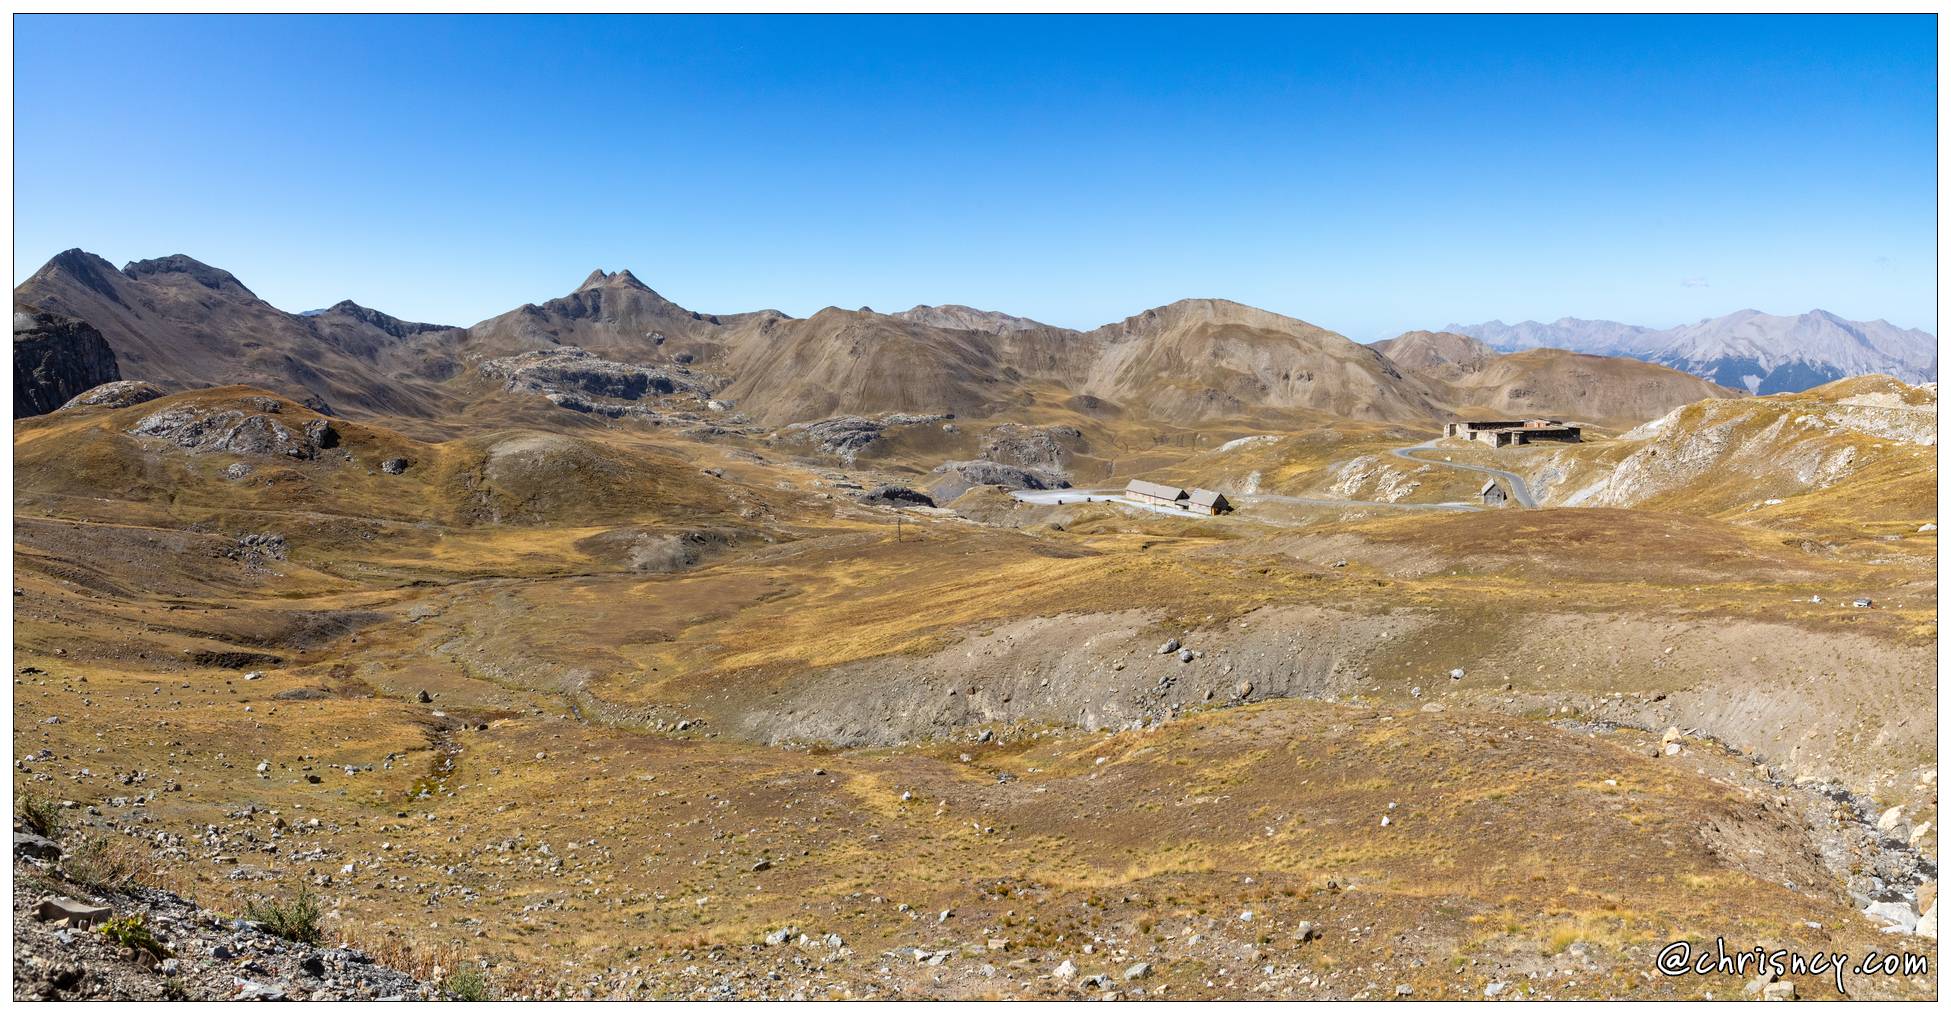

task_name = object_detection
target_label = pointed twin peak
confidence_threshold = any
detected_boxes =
[577,268,651,293]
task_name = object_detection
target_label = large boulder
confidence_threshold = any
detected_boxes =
[14,306,120,417]
[859,485,935,508]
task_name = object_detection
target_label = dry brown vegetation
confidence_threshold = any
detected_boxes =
[11,375,1937,999]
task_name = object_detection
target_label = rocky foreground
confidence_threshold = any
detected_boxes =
[11,844,443,1001]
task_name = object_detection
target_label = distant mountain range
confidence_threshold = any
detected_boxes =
[15,247,1928,430]
[1441,310,1936,394]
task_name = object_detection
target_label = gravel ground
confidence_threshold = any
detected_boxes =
[12,851,441,1001]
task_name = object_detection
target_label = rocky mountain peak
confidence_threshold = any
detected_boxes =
[122,254,255,296]
[576,268,652,293]
[38,249,126,298]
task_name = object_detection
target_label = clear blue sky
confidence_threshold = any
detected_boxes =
[14,14,1938,338]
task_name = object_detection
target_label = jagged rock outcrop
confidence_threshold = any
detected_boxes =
[981,423,1084,471]
[478,348,708,416]
[926,459,1071,502]
[781,413,953,464]
[59,380,165,412]
[14,307,120,417]
[128,403,334,459]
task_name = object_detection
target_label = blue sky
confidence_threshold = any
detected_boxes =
[13,14,1938,338]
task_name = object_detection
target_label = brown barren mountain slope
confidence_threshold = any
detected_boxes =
[15,250,456,416]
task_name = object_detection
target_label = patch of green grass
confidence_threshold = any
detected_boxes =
[246,885,325,945]
[443,966,493,1001]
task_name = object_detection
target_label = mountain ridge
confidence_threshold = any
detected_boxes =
[18,247,1919,430]
[1443,310,1935,393]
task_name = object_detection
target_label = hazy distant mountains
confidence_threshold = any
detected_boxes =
[1442,310,1936,394]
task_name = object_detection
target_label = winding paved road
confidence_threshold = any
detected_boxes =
[1388,440,1538,508]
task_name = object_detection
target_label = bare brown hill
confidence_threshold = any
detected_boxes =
[1374,329,1739,426]
[1369,329,1499,378]
[1081,299,1444,422]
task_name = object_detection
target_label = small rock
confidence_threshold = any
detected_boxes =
[751,859,772,872]
[1157,639,1179,655]
[1054,959,1077,979]
[1864,899,1917,933]
[381,457,410,475]
[1124,962,1152,981]
[1762,981,1798,1001]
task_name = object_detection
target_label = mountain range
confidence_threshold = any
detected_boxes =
[1442,310,1936,394]
[11,248,1921,430]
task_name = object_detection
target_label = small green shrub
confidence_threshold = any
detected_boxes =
[443,966,493,1001]
[15,791,62,838]
[246,885,324,945]
[99,914,171,960]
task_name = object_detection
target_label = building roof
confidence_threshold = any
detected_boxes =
[1481,479,1501,495]
[1125,479,1188,501]
[1189,488,1229,507]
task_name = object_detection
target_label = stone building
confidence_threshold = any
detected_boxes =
[1443,419,1582,447]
